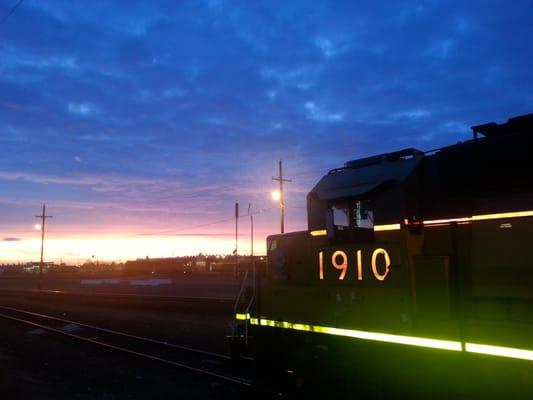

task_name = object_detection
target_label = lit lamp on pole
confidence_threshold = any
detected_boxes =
[271,190,285,233]
[272,159,291,234]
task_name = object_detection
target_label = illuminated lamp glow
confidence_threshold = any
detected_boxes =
[465,343,533,361]
[373,224,401,232]
[472,210,533,221]
[271,191,281,201]
[310,230,327,236]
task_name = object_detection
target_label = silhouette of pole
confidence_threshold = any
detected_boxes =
[35,204,52,289]
[234,202,239,276]
[249,204,255,296]
[272,159,292,233]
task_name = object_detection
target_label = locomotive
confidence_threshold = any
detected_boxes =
[234,113,533,398]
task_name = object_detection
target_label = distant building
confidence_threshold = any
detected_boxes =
[123,255,266,275]
[209,256,266,275]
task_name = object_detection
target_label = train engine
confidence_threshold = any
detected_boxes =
[234,113,533,398]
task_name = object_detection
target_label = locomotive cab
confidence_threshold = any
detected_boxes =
[307,147,424,239]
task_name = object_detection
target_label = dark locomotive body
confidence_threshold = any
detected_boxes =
[234,114,533,398]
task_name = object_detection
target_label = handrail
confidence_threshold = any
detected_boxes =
[231,269,249,339]
[244,259,256,343]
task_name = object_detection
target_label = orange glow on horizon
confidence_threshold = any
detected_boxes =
[0,235,268,264]
[0,210,288,264]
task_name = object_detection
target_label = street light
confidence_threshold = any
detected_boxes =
[272,159,291,234]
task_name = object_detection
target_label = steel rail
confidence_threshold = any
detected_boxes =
[0,305,229,360]
[0,308,252,387]
[0,289,235,304]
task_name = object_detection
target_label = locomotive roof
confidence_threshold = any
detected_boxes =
[308,113,532,202]
[471,113,533,138]
[310,149,423,201]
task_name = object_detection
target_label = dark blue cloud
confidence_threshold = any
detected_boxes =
[0,0,531,248]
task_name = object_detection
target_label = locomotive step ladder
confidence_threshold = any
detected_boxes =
[230,268,257,378]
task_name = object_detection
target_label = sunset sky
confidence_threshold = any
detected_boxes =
[1,0,532,262]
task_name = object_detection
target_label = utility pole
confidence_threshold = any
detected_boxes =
[272,159,292,234]
[234,202,239,276]
[249,204,255,298]
[35,204,52,289]
[249,204,254,261]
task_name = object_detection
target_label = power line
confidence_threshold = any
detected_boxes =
[289,168,328,178]
[3,207,278,238]
[136,207,277,236]
[0,0,23,26]
[137,217,235,236]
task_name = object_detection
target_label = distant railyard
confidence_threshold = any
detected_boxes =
[0,254,266,274]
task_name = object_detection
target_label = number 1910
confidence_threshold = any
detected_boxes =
[318,248,391,281]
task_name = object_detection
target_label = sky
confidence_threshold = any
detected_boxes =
[0,0,532,263]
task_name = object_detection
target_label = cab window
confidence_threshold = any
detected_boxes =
[330,200,373,229]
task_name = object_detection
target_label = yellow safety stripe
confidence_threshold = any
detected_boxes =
[238,315,460,351]
[373,224,401,232]
[371,209,533,232]
[465,343,533,361]
[308,210,533,235]
[235,314,533,361]
[423,217,472,225]
[235,313,250,320]
[471,210,533,221]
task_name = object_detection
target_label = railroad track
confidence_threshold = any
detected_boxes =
[0,288,235,304]
[0,305,253,389]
